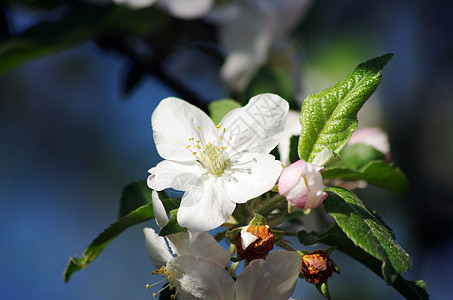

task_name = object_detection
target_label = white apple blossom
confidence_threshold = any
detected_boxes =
[113,0,213,19]
[207,0,313,91]
[144,191,235,299]
[147,93,288,231]
[278,159,327,209]
[145,192,301,299]
[235,250,302,300]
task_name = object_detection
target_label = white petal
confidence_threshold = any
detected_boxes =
[220,93,289,155]
[151,190,168,228]
[177,177,236,232]
[152,97,216,161]
[240,226,259,250]
[147,160,202,191]
[236,250,301,300]
[223,153,282,204]
[143,228,173,269]
[167,256,236,300]
[221,51,262,92]
[159,0,213,19]
[278,110,301,166]
[170,232,230,267]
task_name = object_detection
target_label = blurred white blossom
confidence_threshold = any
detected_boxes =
[113,0,213,19]
[207,0,313,91]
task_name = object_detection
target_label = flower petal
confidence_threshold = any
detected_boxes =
[152,97,216,161]
[167,256,236,300]
[170,232,230,267]
[143,228,173,269]
[220,93,289,155]
[147,159,202,191]
[159,0,213,19]
[236,250,301,300]
[278,160,327,209]
[151,190,168,228]
[278,110,301,166]
[223,153,282,204]
[177,177,236,232]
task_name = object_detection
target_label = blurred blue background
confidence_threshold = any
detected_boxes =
[1,0,453,299]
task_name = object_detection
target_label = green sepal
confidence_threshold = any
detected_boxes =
[316,282,331,300]
[225,227,242,245]
[298,53,393,162]
[249,213,267,226]
[63,203,154,282]
[208,99,242,124]
[159,209,187,236]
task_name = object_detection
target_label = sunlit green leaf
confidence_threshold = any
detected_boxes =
[322,161,408,194]
[298,54,393,162]
[324,187,411,283]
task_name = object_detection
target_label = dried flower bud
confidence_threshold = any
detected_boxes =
[301,251,333,284]
[236,225,274,262]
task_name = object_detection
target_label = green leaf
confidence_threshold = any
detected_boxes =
[298,225,429,299]
[159,209,187,236]
[298,53,393,162]
[334,144,385,169]
[0,5,167,74]
[324,187,412,283]
[63,203,154,282]
[119,181,152,218]
[208,99,242,124]
[289,135,300,164]
[322,160,408,194]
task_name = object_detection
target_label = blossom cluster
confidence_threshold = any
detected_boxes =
[144,94,338,299]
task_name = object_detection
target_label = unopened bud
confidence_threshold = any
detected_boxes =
[278,159,328,209]
[236,225,274,262]
[301,251,333,284]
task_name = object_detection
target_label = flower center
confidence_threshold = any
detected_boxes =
[186,125,232,176]
[146,266,177,299]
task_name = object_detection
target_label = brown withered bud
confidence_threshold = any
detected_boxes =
[301,251,333,284]
[236,225,274,262]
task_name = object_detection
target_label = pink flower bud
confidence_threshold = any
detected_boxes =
[278,160,328,209]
